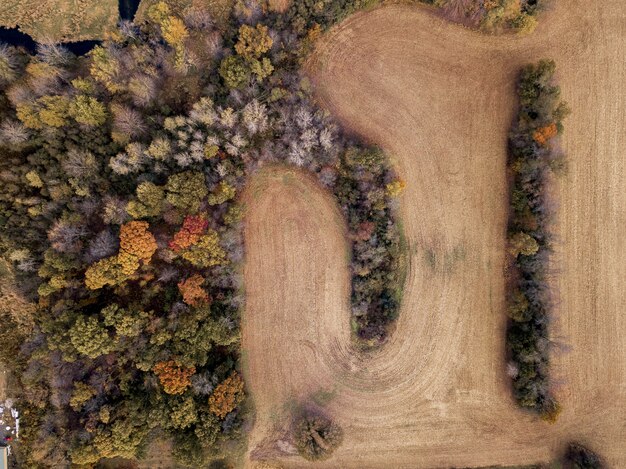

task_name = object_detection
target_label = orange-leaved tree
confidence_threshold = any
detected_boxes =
[178,274,209,306]
[533,122,558,146]
[153,360,196,395]
[169,215,208,252]
[119,220,157,263]
[85,221,157,289]
[208,371,244,419]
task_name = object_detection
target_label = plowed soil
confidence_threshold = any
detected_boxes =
[242,2,626,468]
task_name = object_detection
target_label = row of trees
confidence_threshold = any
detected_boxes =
[505,59,569,419]
[419,0,543,33]
[0,0,405,466]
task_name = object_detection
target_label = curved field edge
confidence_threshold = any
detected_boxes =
[261,1,625,467]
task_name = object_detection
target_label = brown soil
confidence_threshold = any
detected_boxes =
[242,1,626,467]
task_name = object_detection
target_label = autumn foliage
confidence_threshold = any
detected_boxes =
[507,60,569,417]
[119,221,157,262]
[533,122,558,145]
[169,215,208,252]
[208,372,244,419]
[178,274,209,306]
[153,360,196,395]
[85,221,157,289]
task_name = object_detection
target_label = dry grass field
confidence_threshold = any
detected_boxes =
[135,0,234,26]
[0,0,119,42]
[242,1,626,468]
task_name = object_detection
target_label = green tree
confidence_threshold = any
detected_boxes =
[0,45,18,84]
[181,231,228,268]
[69,382,96,411]
[173,432,206,468]
[208,181,236,206]
[235,24,273,60]
[166,171,208,214]
[102,304,148,338]
[127,181,165,219]
[69,316,116,358]
[69,96,108,126]
[219,55,250,90]
[37,95,70,127]
[168,395,198,430]
[250,57,274,81]
[89,46,121,92]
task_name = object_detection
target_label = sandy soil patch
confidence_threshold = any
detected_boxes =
[242,1,626,467]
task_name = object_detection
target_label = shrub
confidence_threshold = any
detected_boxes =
[565,443,605,469]
[294,413,343,461]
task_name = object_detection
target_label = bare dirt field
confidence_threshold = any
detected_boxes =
[242,1,626,468]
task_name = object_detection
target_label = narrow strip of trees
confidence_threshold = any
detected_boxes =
[506,60,569,419]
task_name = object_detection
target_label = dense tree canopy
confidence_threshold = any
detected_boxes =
[0,0,404,466]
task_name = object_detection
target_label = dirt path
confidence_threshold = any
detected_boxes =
[242,2,626,467]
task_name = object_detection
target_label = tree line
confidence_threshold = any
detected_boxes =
[506,59,569,420]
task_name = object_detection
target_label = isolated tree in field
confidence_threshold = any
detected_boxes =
[208,371,244,419]
[153,360,196,395]
[294,412,343,461]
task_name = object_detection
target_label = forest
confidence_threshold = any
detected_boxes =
[0,0,405,465]
[506,59,569,419]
